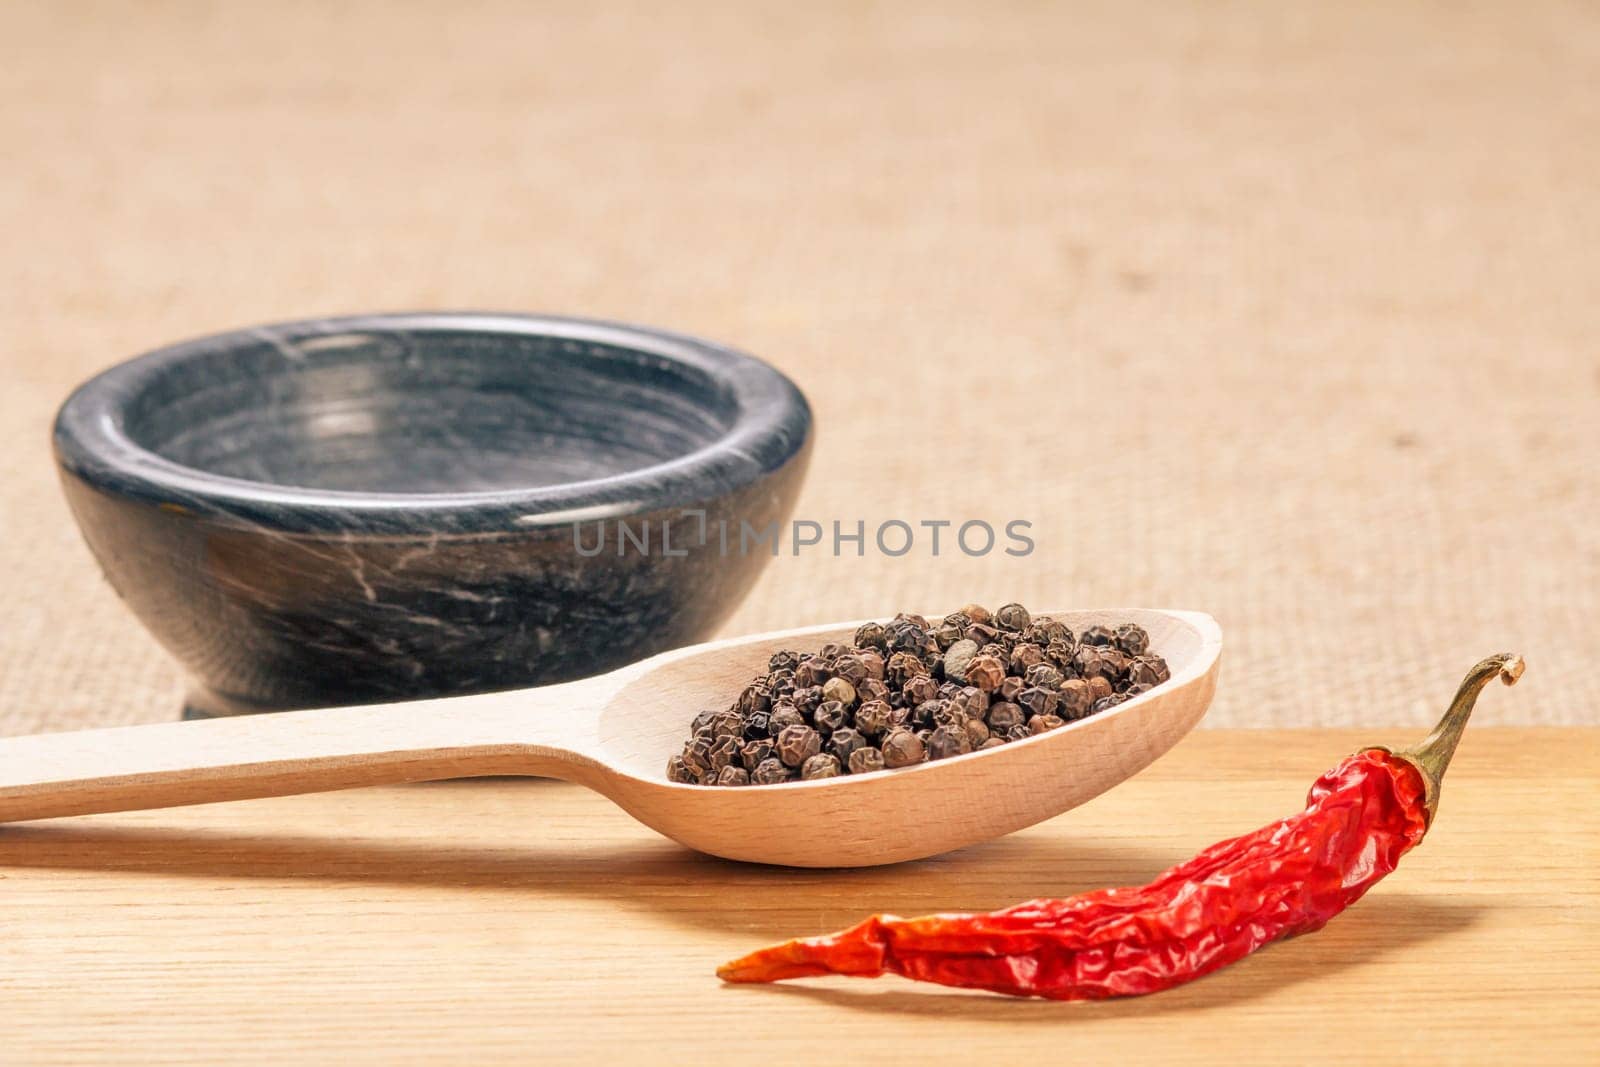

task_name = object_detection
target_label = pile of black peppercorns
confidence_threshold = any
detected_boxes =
[667,603,1172,787]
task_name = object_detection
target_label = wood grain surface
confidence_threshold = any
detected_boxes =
[2,727,1594,1065]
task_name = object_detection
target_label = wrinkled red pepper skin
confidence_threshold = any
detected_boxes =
[718,749,1430,999]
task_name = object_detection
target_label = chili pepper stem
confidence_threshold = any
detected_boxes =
[1392,653,1524,820]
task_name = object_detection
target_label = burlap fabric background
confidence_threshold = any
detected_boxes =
[2,2,1593,735]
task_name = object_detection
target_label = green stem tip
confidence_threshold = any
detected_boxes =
[1397,653,1524,820]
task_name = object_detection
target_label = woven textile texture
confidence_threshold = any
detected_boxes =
[2,1,1594,734]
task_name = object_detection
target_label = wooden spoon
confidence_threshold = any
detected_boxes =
[0,609,1220,867]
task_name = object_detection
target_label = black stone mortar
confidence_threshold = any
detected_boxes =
[53,312,811,717]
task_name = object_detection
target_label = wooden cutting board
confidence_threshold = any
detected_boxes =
[2,728,1595,1065]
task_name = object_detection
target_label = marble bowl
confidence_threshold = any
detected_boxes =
[53,313,812,717]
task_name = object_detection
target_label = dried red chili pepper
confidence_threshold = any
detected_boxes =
[718,654,1522,1000]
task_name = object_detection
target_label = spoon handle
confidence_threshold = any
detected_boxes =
[0,684,599,823]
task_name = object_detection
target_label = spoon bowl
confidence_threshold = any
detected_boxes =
[0,609,1220,867]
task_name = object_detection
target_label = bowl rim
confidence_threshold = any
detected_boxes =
[53,311,812,535]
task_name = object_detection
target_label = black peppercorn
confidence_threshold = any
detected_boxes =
[707,735,739,773]
[829,727,868,766]
[1026,617,1074,648]
[794,657,828,688]
[715,765,750,787]
[949,685,988,720]
[1024,662,1064,690]
[775,724,822,767]
[995,603,1031,631]
[768,703,806,733]
[927,723,973,760]
[853,621,889,650]
[665,754,696,783]
[853,699,894,738]
[965,622,1000,648]
[1092,694,1128,714]
[830,655,869,687]
[998,675,1025,703]
[963,717,991,747]
[1009,642,1045,674]
[740,738,776,771]
[1124,682,1153,697]
[1028,713,1067,735]
[689,709,719,735]
[925,699,963,728]
[885,620,927,654]
[751,758,790,785]
[704,710,743,740]
[964,653,1006,693]
[791,685,823,714]
[901,673,939,707]
[1003,724,1033,743]
[800,753,842,780]
[1128,653,1171,687]
[1057,678,1095,720]
[818,642,850,662]
[681,737,714,777]
[900,700,926,729]
[820,676,857,707]
[856,650,886,680]
[1045,639,1078,669]
[856,676,891,704]
[1085,675,1114,702]
[767,669,797,695]
[813,699,850,735]
[931,618,966,649]
[1079,625,1115,647]
[848,746,886,775]
[880,729,926,768]
[1105,648,1132,681]
[768,650,802,673]
[1074,644,1122,683]
[987,701,1025,733]
[1018,686,1059,718]
[886,651,929,686]
[736,685,770,717]
[741,710,771,741]
[1113,623,1150,656]
[960,603,993,625]
[979,737,1007,751]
